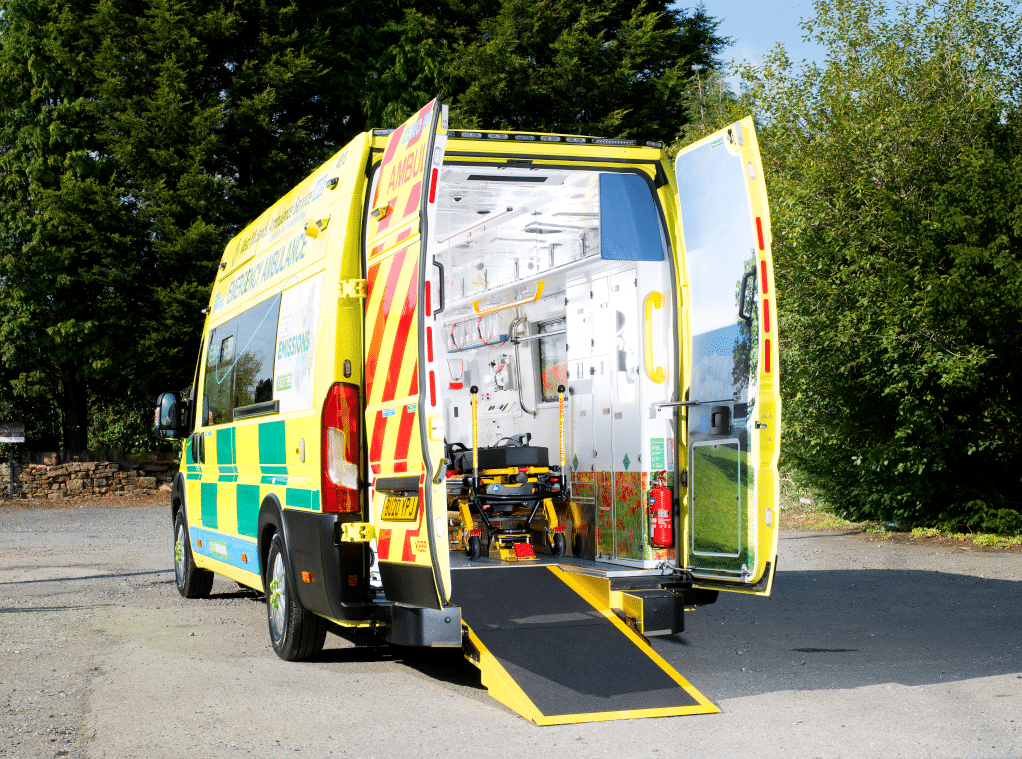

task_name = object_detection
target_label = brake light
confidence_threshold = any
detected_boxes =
[322,382,360,513]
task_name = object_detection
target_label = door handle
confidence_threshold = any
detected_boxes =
[738,268,756,327]
[432,260,445,316]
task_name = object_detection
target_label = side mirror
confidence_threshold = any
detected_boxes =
[153,392,188,440]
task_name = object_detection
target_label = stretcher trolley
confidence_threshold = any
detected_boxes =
[447,386,569,561]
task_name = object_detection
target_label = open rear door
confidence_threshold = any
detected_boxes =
[364,100,450,610]
[674,118,780,594]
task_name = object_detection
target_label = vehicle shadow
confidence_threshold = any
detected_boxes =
[650,566,1022,699]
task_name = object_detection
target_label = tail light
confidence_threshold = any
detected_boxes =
[321,382,360,513]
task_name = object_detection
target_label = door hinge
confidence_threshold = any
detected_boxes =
[339,522,376,543]
[340,279,367,299]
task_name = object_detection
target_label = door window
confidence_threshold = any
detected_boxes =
[202,295,282,424]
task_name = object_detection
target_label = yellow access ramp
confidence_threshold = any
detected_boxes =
[453,564,718,725]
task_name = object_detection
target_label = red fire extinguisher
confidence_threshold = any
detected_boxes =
[649,470,674,548]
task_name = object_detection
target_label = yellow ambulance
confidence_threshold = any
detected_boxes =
[154,99,781,723]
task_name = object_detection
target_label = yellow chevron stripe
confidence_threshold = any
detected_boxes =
[367,221,421,263]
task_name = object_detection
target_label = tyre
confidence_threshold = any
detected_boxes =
[572,529,585,559]
[466,535,482,561]
[551,532,567,558]
[174,510,214,599]
[265,532,327,661]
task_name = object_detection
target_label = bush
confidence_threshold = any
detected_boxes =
[87,395,155,454]
[736,0,1022,528]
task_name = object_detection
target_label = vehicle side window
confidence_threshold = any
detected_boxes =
[202,294,282,424]
[599,173,666,262]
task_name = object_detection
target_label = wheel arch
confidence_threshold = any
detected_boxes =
[257,493,285,580]
[170,472,187,525]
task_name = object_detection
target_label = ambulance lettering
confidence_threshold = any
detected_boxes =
[386,144,427,194]
[213,236,309,313]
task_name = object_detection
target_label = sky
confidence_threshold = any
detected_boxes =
[683,0,827,71]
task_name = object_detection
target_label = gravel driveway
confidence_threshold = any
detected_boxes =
[2,500,1020,758]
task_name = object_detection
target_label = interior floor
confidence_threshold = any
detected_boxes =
[448,548,676,579]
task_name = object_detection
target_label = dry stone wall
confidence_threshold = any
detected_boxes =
[0,459,178,500]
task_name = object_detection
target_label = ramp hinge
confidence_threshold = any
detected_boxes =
[340,279,368,299]
[339,522,375,542]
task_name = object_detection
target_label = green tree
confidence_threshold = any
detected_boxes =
[449,0,729,139]
[732,0,1022,531]
[0,0,728,454]
[0,0,390,452]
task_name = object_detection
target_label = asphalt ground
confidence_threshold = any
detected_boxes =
[1,500,1019,758]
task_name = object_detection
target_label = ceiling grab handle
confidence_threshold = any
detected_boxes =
[644,291,666,384]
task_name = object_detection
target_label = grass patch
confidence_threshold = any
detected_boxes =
[777,468,1021,550]
[780,497,1021,550]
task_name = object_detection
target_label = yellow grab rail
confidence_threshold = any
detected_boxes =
[644,292,666,384]
[473,281,545,316]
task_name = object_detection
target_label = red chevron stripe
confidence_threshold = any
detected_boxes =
[369,410,387,467]
[402,181,422,219]
[376,528,392,561]
[393,402,417,464]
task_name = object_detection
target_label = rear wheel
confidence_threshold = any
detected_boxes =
[551,532,567,558]
[265,532,327,661]
[174,510,214,599]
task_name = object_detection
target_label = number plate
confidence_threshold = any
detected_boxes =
[382,496,419,521]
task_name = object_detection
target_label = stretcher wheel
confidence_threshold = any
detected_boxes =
[466,535,482,561]
[552,532,566,558]
[572,531,585,558]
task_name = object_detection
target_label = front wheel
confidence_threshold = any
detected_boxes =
[265,532,326,661]
[174,510,214,599]
[466,535,482,561]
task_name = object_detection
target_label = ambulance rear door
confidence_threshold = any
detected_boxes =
[363,100,451,610]
[674,118,781,595]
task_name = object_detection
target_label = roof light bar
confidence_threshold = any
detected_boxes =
[446,131,654,148]
[592,138,637,146]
